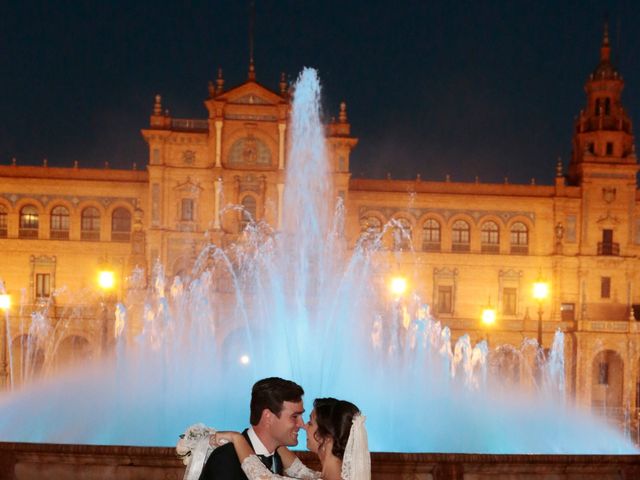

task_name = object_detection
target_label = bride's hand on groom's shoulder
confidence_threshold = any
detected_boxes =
[209,430,240,447]
[276,446,298,468]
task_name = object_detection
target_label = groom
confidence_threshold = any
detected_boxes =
[199,377,305,479]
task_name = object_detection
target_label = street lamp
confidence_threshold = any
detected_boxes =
[0,293,11,390]
[97,267,115,354]
[481,299,496,348]
[389,276,408,297]
[532,276,549,349]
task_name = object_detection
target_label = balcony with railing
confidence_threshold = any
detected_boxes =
[19,227,38,239]
[451,242,470,253]
[111,231,131,242]
[579,116,633,134]
[598,242,620,256]
[50,229,69,240]
[481,244,500,254]
[422,241,441,252]
[510,244,529,255]
[171,118,209,133]
[81,230,100,241]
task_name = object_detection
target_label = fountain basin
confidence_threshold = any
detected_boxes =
[1,441,639,480]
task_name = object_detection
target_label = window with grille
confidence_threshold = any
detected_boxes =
[422,219,441,251]
[35,273,50,298]
[50,206,70,240]
[0,206,7,237]
[598,362,609,385]
[240,196,257,231]
[181,198,194,221]
[502,287,517,315]
[19,205,39,238]
[560,303,575,321]
[510,222,528,254]
[481,221,499,253]
[111,208,131,242]
[81,207,101,241]
[601,277,611,298]
[437,286,453,314]
[452,220,470,252]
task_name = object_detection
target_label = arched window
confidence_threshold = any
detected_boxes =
[422,219,441,252]
[510,222,529,254]
[240,196,257,231]
[111,207,131,242]
[392,218,412,251]
[591,350,623,414]
[50,206,70,240]
[481,221,500,253]
[0,205,7,238]
[81,207,101,241]
[361,216,382,235]
[19,205,39,238]
[451,220,470,252]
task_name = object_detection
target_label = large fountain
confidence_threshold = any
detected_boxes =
[0,68,637,455]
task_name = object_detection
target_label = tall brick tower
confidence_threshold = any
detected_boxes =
[567,22,639,257]
[569,22,638,185]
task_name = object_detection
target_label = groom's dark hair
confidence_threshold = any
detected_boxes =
[250,377,304,425]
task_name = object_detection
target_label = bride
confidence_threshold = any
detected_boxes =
[210,398,369,480]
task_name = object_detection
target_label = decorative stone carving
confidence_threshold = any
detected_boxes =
[182,150,196,165]
[227,135,272,166]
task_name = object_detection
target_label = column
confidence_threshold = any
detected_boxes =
[215,120,223,168]
[278,123,286,170]
[214,177,222,229]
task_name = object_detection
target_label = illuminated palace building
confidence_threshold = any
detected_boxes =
[1,29,640,432]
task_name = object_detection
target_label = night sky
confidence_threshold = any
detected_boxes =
[2,1,639,184]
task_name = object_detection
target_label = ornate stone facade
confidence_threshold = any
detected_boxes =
[0,28,639,438]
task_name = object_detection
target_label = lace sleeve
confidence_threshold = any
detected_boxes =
[241,455,295,480]
[284,457,322,479]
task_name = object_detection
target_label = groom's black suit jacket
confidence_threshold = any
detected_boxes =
[199,429,284,480]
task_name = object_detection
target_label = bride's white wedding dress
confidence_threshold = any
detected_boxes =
[241,455,321,480]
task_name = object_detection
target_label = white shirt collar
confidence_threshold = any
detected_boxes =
[247,426,274,456]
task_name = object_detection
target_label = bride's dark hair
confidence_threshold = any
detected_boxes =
[313,397,360,459]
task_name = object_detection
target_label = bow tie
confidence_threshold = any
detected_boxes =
[257,454,274,472]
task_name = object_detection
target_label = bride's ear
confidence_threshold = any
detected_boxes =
[323,436,334,453]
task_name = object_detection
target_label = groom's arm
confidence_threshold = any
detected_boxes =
[199,442,246,480]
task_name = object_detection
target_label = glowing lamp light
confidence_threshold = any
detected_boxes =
[390,277,408,296]
[98,270,115,291]
[481,307,496,326]
[239,355,250,365]
[532,281,549,301]
[0,293,10,311]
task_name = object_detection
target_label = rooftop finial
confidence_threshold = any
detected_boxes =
[339,102,348,123]
[153,94,162,116]
[556,157,563,177]
[600,18,611,61]
[216,68,225,94]
[279,72,287,95]
[248,0,256,80]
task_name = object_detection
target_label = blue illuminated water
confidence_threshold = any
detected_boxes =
[0,68,637,454]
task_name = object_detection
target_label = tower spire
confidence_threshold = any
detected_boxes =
[600,18,610,61]
[248,0,256,80]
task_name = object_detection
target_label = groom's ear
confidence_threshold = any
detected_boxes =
[260,408,272,425]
